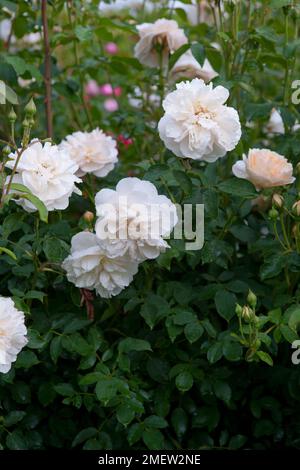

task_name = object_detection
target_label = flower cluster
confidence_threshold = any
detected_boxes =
[62,177,178,298]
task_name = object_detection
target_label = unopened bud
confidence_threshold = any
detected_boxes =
[296,162,300,175]
[24,98,36,117]
[3,145,11,157]
[235,304,243,317]
[247,290,257,309]
[22,117,30,128]
[292,224,297,238]
[83,211,94,223]
[293,201,300,217]
[8,107,17,123]
[272,193,284,209]
[242,305,253,322]
[268,208,279,220]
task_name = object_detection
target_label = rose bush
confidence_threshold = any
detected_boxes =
[0,0,300,451]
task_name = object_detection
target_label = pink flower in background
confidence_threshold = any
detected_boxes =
[113,86,122,97]
[100,83,114,96]
[117,134,133,148]
[85,80,101,97]
[104,98,119,112]
[105,42,118,54]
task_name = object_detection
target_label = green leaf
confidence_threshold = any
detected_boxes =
[4,56,42,81]
[6,430,27,450]
[280,325,298,343]
[184,321,204,343]
[175,371,193,392]
[54,383,75,397]
[8,183,48,222]
[144,415,168,429]
[142,428,164,450]
[173,170,192,195]
[118,337,152,354]
[43,237,69,262]
[256,351,273,366]
[191,42,205,66]
[207,342,223,363]
[215,290,237,322]
[171,408,188,438]
[72,428,98,447]
[50,336,62,364]
[169,43,190,69]
[288,306,300,331]
[260,255,286,280]
[95,378,127,404]
[75,25,93,42]
[228,434,247,449]
[116,403,135,427]
[219,178,257,199]
[15,351,39,369]
[213,380,232,403]
[173,310,196,325]
[0,246,17,260]
[4,411,26,427]
[128,423,144,445]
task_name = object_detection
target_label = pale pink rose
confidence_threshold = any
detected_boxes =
[104,98,119,112]
[105,42,118,54]
[113,86,122,97]
[134,18,188,68]
[85,80,101,97]
[100,83,114,96]
[232,148,295,189]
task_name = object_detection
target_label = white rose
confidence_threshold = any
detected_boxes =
[62,231,139,299]
[5,141,81,212]
[134,18,188,68]
[0,297,27,374]
[170,50,218,83]
[158,78,241,161]
[94,177,178,262]
[265,108,285,135]
[232,148,295,189]
[59,128,118,178]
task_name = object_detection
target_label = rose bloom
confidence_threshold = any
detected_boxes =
[99,83,114,96]
[134,18,188,68]
[59,128,118,178]
[104,98,119,112]
[85,80,101,97]
[266,108,285,135]
[158,78,241,161]
[232,148,295,189]
[62,231,139,299]
[5,141,81,212]
[104,42,118,54]
[94,177,178,262]
[0,297,27,374]
[170,50,218,83]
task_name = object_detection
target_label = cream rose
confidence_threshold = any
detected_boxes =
[158,78,241,161]
[5,140,81,212]
[94,177,178,262]
[134,18,188,68]
[62,231,139,299]
[232,148,295,189]
[59,128,118,177]
[0,297,27,374]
